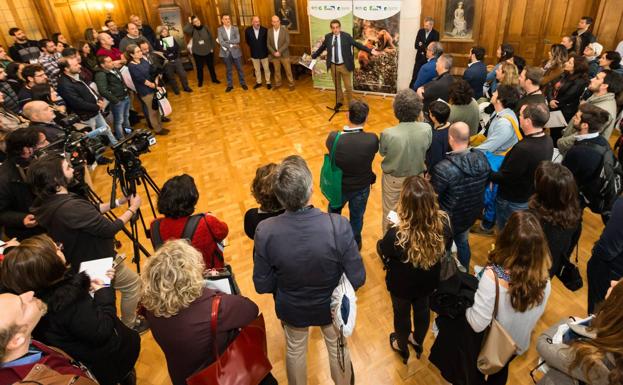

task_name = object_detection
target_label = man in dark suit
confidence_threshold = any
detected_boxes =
[417,54,455,116]
[245,16,271,89]
[410,17,439,89]
[312,19,378,109]
[463,46,487,99]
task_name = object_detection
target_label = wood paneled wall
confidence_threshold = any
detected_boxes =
[420,0,621,70]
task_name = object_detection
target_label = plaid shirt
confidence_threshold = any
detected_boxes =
[0,81,20,114]
[39,52,61,88]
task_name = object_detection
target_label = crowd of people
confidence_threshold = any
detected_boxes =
[1,10,623,385]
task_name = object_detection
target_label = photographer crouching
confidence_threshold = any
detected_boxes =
[0,127,48,241]
[27,154,148,333]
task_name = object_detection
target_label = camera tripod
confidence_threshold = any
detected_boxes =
[103,156,161,273]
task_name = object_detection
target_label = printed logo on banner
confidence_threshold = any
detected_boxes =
[308,1,353,19]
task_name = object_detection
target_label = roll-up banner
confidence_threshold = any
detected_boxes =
[308,0,354,89]
[352,1,401,95]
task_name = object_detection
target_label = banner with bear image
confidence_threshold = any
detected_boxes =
[352,0,401,94]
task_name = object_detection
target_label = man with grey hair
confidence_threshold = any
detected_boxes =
[431,122,491,269]
[412,41,443,90]
[379,89,432,230]
[417,53,455,116]
[410,16,439,88]
[253,155,365,385]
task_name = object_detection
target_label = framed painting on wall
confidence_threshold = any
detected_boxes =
[274,0,300,33]
[440,0,480,42]
[159,6,184,46]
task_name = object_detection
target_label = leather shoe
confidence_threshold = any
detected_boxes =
[253,83,262,89]
[213,79,221,84]
[161,116,171,123]
[155,128,170,135]
[267,84,272,89]
[242,84,248,90]
[288,84,295,91]
[183,87,193,92]
[225,86,233,92]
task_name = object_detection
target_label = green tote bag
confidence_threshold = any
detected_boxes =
[320,132,343,209]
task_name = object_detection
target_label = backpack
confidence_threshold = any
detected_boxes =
[578,141,623,215]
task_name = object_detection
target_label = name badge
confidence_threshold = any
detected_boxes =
[198,40,205,45]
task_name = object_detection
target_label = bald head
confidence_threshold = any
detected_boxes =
[271,15,281,29]
[448,122,470,151]
[22,101,55,123]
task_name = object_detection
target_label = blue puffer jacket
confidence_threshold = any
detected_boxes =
[431,149,491,234]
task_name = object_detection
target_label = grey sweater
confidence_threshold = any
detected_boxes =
[557,92,618,155]
[183,23,215,56]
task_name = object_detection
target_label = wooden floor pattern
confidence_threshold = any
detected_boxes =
[90,63,610,385]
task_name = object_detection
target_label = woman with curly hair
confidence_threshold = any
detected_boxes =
[529,161,582,278]
[151,174,228,269]
[466,210,552,384]
[448,79,480,135]
[142,239,277,385]
[378,176,450,364]
[244,163,284,239]
[537,279,623,385]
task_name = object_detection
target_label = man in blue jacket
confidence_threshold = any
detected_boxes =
[253,155,366,385]
[412,41,443,90]
[463,46,487,99]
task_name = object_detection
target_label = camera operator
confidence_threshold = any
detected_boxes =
[28,154,148,333]
[0,127,48,240]
[57,57,116,164]
[21,100,63,141]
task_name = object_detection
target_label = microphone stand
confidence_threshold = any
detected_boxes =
[326,34,346,121]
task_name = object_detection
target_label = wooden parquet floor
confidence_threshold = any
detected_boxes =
[90,64,610,385]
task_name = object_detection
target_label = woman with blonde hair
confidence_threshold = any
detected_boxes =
[378,176,450,364]
[537,279,623,385]
[495,61,520,88]
[142,239,277,385]
[542,44,569,88]
[467,210,552,384]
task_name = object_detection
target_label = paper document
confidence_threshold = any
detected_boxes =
[204,278,232,294]
[298,53,319,71]
[80,257,113,285]
[387,210,399,225]
[545,110,567,128]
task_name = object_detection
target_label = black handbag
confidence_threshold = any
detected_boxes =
[557,245,583,291]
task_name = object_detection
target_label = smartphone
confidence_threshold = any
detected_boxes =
[112,254,127,268]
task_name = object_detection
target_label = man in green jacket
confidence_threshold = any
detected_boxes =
[94,55,130,140]
[558,70,622,155]
[379,89,432,230]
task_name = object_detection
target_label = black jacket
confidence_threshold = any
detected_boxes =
[571,30,596,54]
[32,193,125,270]
[29,121,64,142]
[94,68,128,104]
[463,61,487,99]
[326,129,379,193]
[423,72,454,113]
[245,26,269,59]
[0,159,45,240]
[380,227,443,300]
[562,135,611,190]
[431,149,491,234]
[312,32,372,72]
[546,73,589,122]
[57,74,101,120]
[491,135,554,203]
[156,37,182,61]
[139,24,158,48]
[414,28,439,65]
[34,272,140,385]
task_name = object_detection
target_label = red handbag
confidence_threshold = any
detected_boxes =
[186,295,272,385]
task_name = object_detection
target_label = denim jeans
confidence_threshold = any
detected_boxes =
[82,112,118,146]
[453,229,471,269]
[110,97,131,140]
[223,55,246,87]
[495,196,528,230]
[328,186,370,246]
